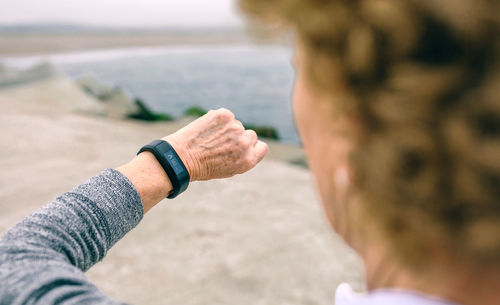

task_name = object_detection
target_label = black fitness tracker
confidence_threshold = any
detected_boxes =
[137,140,190,199]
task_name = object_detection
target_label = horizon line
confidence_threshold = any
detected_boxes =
[0,22,246,31]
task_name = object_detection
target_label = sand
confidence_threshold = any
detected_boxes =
[0,75,364,304]
[0,32,252,57]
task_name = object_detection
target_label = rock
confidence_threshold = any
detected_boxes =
[0,76,107,116]
[0,63,106,116]
[76,75,173,121]
[128,98,173,122]
[76,75,140,119]
[0,62,61,88]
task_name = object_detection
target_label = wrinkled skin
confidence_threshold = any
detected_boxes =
[165,108,268,181]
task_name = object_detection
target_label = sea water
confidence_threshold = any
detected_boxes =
[6,45,299,143]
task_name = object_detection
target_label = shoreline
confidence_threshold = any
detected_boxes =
[0,31,258,57]
[1,43,282,69]
[0,65,306,166]
[1,45,300,144]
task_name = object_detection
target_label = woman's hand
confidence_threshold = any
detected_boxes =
[118,108,268,212]
[164,108,269,181]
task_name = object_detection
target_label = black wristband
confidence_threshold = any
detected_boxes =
[137,140,190,199]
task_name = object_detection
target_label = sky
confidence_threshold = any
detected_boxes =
[0,0,244,28]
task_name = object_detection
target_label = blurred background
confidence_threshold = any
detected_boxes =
[0,0,299,143]
[0,1,363,304]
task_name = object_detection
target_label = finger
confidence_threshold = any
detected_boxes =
[253,140,269,164]
[234,119,245,131]
[244,129,258,146]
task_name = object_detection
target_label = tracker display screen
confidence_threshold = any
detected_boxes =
[163,151,184,175]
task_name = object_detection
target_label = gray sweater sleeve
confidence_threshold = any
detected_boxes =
[0,169,144,305]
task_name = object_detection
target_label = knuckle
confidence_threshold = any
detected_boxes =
[246,129,257,140]
[227,122,244,134]
[234,121,245,131]
[206,109,216,117]
[216,108,235,121]
[227,125,241,135]
[242,136,253,148]
[238,137,251,149]
[204,109,216,121]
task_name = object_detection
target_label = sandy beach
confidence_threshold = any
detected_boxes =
[0,30,252,57]
[0,64,364,304]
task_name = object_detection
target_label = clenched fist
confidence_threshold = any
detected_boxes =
[164,108,269,181]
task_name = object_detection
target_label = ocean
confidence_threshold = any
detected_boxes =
[5,45,299,143]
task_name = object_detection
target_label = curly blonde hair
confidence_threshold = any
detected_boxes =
[239,0,500,266]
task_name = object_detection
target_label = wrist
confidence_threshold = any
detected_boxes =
[116,152,173,213]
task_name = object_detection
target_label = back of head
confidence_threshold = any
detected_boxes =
[240,0,500,267]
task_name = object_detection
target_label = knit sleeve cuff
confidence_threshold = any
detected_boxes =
[70,168,144,248]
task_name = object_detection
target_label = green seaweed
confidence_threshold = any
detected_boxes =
[184,106,208,117]
[128,98,173,122]
[244,124,280,140]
